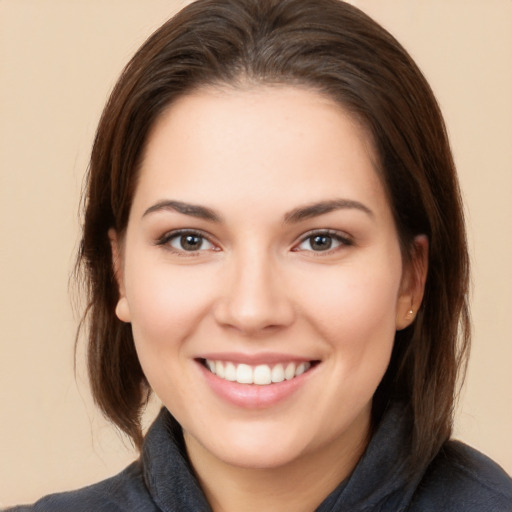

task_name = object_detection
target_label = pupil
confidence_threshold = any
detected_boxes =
[311,235,332,251]
[182,234,201,250]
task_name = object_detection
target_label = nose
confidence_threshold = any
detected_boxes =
[213,248,295,335]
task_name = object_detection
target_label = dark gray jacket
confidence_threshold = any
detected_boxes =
[8,403,512,511]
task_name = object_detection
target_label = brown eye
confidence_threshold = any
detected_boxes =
[166,231,215,252]
[295,231,352,253]
[180,234,203,251]
[309,235,333,251]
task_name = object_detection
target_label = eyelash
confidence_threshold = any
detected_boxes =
[155,229,218,256]
[293,230,353,254]
[156,228,353,256]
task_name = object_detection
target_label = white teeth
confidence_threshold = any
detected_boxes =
[216,361,225,379]
[284,362,295,380]
[271,364,285,383]
[236,363,253,384]
[295,362,307,376]
[254,365,272,385]
[224,362,237,381]
[204,359,313,385]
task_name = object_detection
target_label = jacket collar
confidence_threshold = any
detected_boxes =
[141,402,424,511]
[317,402,424,511]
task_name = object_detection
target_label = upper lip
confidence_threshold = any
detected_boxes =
[196,352,319,366]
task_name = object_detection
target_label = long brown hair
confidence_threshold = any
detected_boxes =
[78,0,470,467]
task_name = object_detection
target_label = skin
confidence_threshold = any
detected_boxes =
[111,85,427,512]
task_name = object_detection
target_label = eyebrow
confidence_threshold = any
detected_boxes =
[142,198,373,223]
[142,200,221,222]
[284,199,374,223]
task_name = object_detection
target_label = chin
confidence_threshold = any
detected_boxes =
[182,417,314,469]
[211,439,310,470]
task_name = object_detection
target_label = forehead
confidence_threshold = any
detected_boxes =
[133,85,387,218]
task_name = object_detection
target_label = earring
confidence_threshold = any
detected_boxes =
[406,308,414,319]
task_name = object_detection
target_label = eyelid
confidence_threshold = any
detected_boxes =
[154,228,352,255]
[156,228,220,254]
[292,229,353,253]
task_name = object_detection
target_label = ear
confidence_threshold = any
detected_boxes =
[108,228,131,323]
[395,235,428,330]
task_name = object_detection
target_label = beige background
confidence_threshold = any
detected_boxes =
[0,0,511,507]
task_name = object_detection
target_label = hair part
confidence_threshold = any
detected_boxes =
[77,0,470,465]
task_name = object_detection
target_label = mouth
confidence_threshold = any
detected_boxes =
[199,358,319,386]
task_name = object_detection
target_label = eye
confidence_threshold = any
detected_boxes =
[158,230,216,253]
[295,231,352,252]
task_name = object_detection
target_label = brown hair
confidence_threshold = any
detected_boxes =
[78,0,470,467]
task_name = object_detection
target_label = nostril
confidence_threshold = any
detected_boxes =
[212,292,296,334]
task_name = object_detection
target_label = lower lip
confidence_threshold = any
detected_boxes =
[198,362,315,409]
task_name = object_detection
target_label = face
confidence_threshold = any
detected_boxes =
[112,86,423,472]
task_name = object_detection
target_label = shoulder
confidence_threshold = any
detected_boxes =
[4,461,159,512]
[410,440,512,511]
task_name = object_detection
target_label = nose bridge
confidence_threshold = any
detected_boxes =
[214,243,294,333]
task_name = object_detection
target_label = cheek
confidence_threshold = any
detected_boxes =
[124,259,217,350]
[301,261,400,326]
[298,264,400,412]
[295,256,401,366]
[124,262,219,409]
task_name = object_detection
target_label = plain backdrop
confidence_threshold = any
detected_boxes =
[1,0,511,507]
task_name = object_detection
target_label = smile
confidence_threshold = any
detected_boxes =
[203,359,313,385]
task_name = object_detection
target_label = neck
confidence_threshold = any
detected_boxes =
[184,412,370,512]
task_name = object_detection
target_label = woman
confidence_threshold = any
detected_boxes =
[8,0,512,510]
